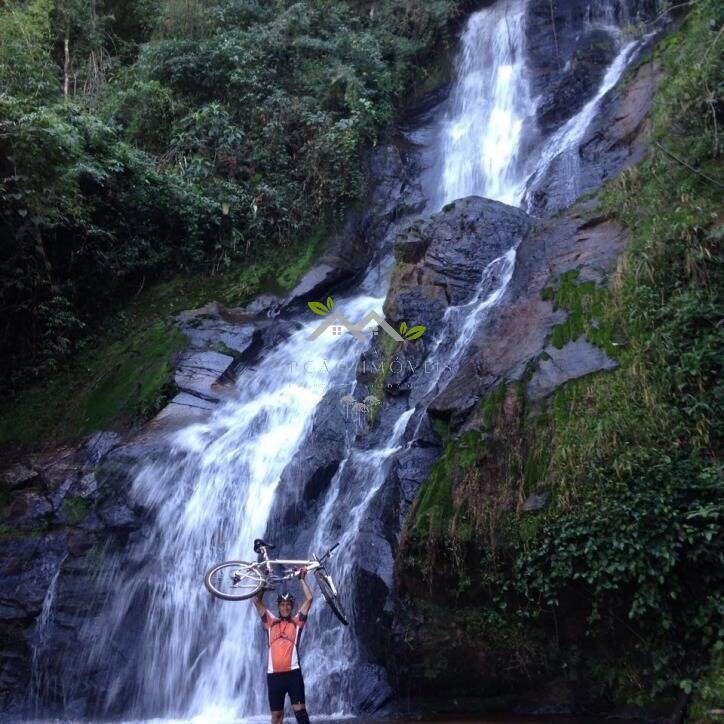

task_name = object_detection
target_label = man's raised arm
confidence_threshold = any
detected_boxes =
[252,589,266,618]
[299,570,313,616]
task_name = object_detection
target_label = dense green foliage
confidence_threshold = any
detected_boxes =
[1,0,466,391]
[400,1,722,709]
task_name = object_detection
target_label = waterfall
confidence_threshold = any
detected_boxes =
[436,0,532,208]
[74,290,389,720]
[26,1,656,721]
[29,557,66,714]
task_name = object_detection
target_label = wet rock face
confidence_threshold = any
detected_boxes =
[527,58,663,216]
[428,199,626,421]
[385,196,531,326]
[535,27,617,134]
[526,0,658,102]
[0,432,145,715]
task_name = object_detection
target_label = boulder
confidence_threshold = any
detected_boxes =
[526,337,618,400]
[385,196,531,326]
[2,465,38,491]
[174,351,235,401]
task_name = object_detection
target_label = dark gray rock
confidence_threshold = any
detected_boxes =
[5,491,53,530]
[175,302,256,356]
[265,389,349,533]
[47,476,74,513]
[0,535,66,619]
[150,391,218,429]
[28,445,79,493]
[526,59,663,216]
[174,350,235,401]
[97,501,139,530]
[526,0,658,103]
[1,464,38,491]
[536,28,617,134]
[77,472,98,499]
[283,263,348,308]
[526,337,619,400]
[385,197,531,330]
[83,431,122,468]
[427,201,629,423]
[243,293,283,317]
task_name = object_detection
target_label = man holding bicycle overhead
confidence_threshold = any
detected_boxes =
[253,567,314,724]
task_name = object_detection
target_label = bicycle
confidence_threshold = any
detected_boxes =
[204,538,349,625]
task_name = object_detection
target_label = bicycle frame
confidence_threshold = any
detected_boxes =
[256,545,325,585]
[205,542,345,622]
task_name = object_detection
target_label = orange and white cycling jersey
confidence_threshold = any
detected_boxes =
[261,609,307,673]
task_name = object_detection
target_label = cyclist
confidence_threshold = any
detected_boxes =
[253,567,314,724]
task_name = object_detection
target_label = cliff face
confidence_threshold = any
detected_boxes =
[384,6,722,718]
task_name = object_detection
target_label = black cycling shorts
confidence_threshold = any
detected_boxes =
[267,669,305,711]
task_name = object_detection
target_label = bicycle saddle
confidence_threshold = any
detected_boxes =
[253,538,276,553]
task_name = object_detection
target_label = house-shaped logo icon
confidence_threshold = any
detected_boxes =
[307,309,405,343]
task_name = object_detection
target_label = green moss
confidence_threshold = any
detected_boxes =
[430,417,451,445]
[481,382,507,429]
[366,333,399,426]
[0,315,185,448]
[61,496,91,525]
[411,427,487,537]
[275,222,328,292]
[545,270,617,356]
[523,437,551,495]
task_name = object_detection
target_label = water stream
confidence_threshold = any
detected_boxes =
[436,0,532,208]
[27,1,653,721]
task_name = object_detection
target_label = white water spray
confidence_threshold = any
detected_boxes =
[437,0,532,208]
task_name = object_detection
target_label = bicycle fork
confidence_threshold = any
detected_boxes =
[260,545,272,578]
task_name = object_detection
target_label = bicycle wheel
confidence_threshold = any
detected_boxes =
[314,569,349,625]
[204,561,265,601]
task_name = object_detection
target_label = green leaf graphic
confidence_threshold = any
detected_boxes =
[308,301,329,316]
[399,321,408,335]
[326,296,335,311]
[405,325,426,340]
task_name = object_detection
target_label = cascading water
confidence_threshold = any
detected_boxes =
[72,288,390,720]
[436,0,532,208]
[27,1,657,720]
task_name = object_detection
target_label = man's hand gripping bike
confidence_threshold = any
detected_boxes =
[204,538,349,625]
